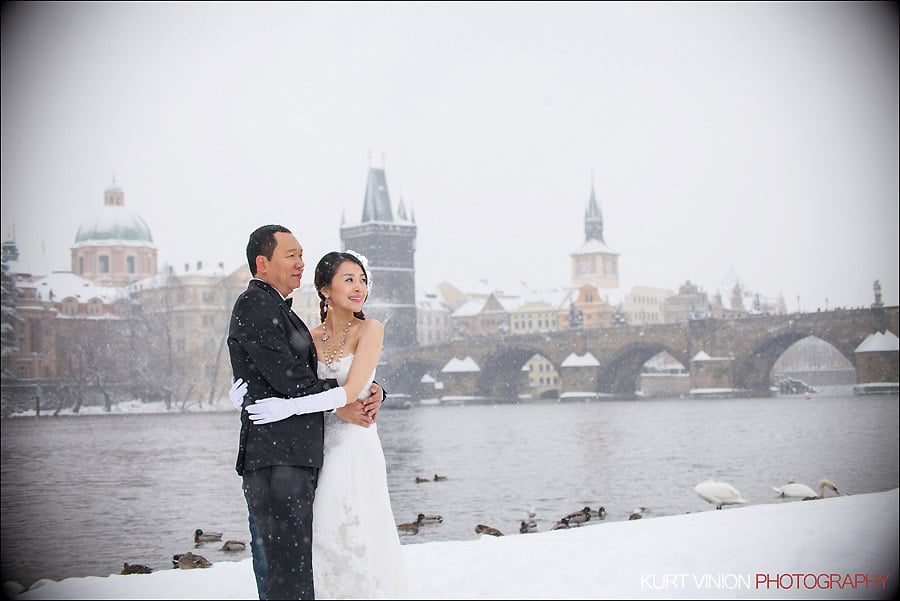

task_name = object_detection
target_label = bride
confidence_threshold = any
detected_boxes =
[307,250,407,599]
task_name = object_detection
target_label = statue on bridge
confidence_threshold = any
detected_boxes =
[569,302,583,329]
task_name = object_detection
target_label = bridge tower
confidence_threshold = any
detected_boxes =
[340,164,418,348]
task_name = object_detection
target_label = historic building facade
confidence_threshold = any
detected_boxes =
[2,184,247,413]
[127,261,249,404]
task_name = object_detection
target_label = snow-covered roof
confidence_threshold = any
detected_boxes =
[570,238,618,256]
[560,352,599,367]
[855,331,900,353]
[25,271,126,303]
[127,261,242,292]
[167,260,234,276]
[444,278,534,299]
[441,356,480,372]
[452,300,485,318]
[691,351,732,361]
[416,288,452,310]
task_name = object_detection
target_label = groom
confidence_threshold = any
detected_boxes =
[229,224,382,600]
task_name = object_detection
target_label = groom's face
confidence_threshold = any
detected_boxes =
[258,231,305,297]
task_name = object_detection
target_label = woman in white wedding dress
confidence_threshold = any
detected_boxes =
[307,250,407,599]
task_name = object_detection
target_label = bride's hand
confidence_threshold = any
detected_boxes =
[335,400,374,428]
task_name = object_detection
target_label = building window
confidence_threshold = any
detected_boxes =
[88,299,103,316]
[30,319,42,353]
[126,256,135,274]
[17,366,27,379]
[604,256,616,275]
[99,256,110,273]
[579,258,592,275]
[78,256,84,275]
[62,298,78,316]
[202,291,215,304]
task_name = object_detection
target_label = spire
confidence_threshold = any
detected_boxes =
[360,167,394,223]
[397,188,409,221]
[584,175,604,243]
[1,224,18,263]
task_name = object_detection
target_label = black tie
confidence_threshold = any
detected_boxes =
[284,297,293,308]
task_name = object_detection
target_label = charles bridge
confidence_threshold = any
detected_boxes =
[380,306,899,400]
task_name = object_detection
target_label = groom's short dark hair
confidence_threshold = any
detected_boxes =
[247,224,291,276]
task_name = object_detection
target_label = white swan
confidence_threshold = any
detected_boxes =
[772,479,840,499]
[694,480,749,510]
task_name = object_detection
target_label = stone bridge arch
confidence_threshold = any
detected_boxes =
[726,310,892,392]
[596,342,687,396]
[732,331,818,392]
[473,344,554,400]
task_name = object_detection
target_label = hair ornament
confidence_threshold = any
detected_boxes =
[345,249,372,294]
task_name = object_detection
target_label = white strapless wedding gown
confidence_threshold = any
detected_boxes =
[312,354,408,599]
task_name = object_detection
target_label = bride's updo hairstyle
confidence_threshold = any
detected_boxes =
[315,251,370,324]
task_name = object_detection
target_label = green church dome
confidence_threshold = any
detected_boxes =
[73,185,154,246]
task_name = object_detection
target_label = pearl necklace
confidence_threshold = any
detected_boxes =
[321,320,352,372]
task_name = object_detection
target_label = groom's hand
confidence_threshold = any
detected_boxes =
[335,400,374,428]
[363,384,383,422]
[229,378,248,410]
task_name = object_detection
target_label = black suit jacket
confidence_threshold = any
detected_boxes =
[228,279,335,476]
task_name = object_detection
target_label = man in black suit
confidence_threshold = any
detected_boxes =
[228,224,382,600]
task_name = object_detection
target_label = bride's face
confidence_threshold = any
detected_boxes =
[324,260,368,313]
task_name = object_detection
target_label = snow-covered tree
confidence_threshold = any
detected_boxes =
[1,256,21,379]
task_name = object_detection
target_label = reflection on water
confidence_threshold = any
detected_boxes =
[2,389,897,587]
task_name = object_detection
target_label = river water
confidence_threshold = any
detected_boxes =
[2,387,897,588]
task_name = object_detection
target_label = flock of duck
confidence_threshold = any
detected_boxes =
[119,528,247,576]
[395,506,614,538]
[396,477,843,538]
[414,473,449,483]
[121,478,843,575]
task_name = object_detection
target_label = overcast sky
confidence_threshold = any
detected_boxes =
[2,2,897,311]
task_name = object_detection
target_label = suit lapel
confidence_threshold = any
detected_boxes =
[250,278,314,346]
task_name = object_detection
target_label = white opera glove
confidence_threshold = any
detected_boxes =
[246,387,347,425]
[229,378,248,410]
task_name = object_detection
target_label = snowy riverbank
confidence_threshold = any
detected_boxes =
[7,488,898,600]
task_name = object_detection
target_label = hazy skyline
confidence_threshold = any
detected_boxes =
[2,2,898,311]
